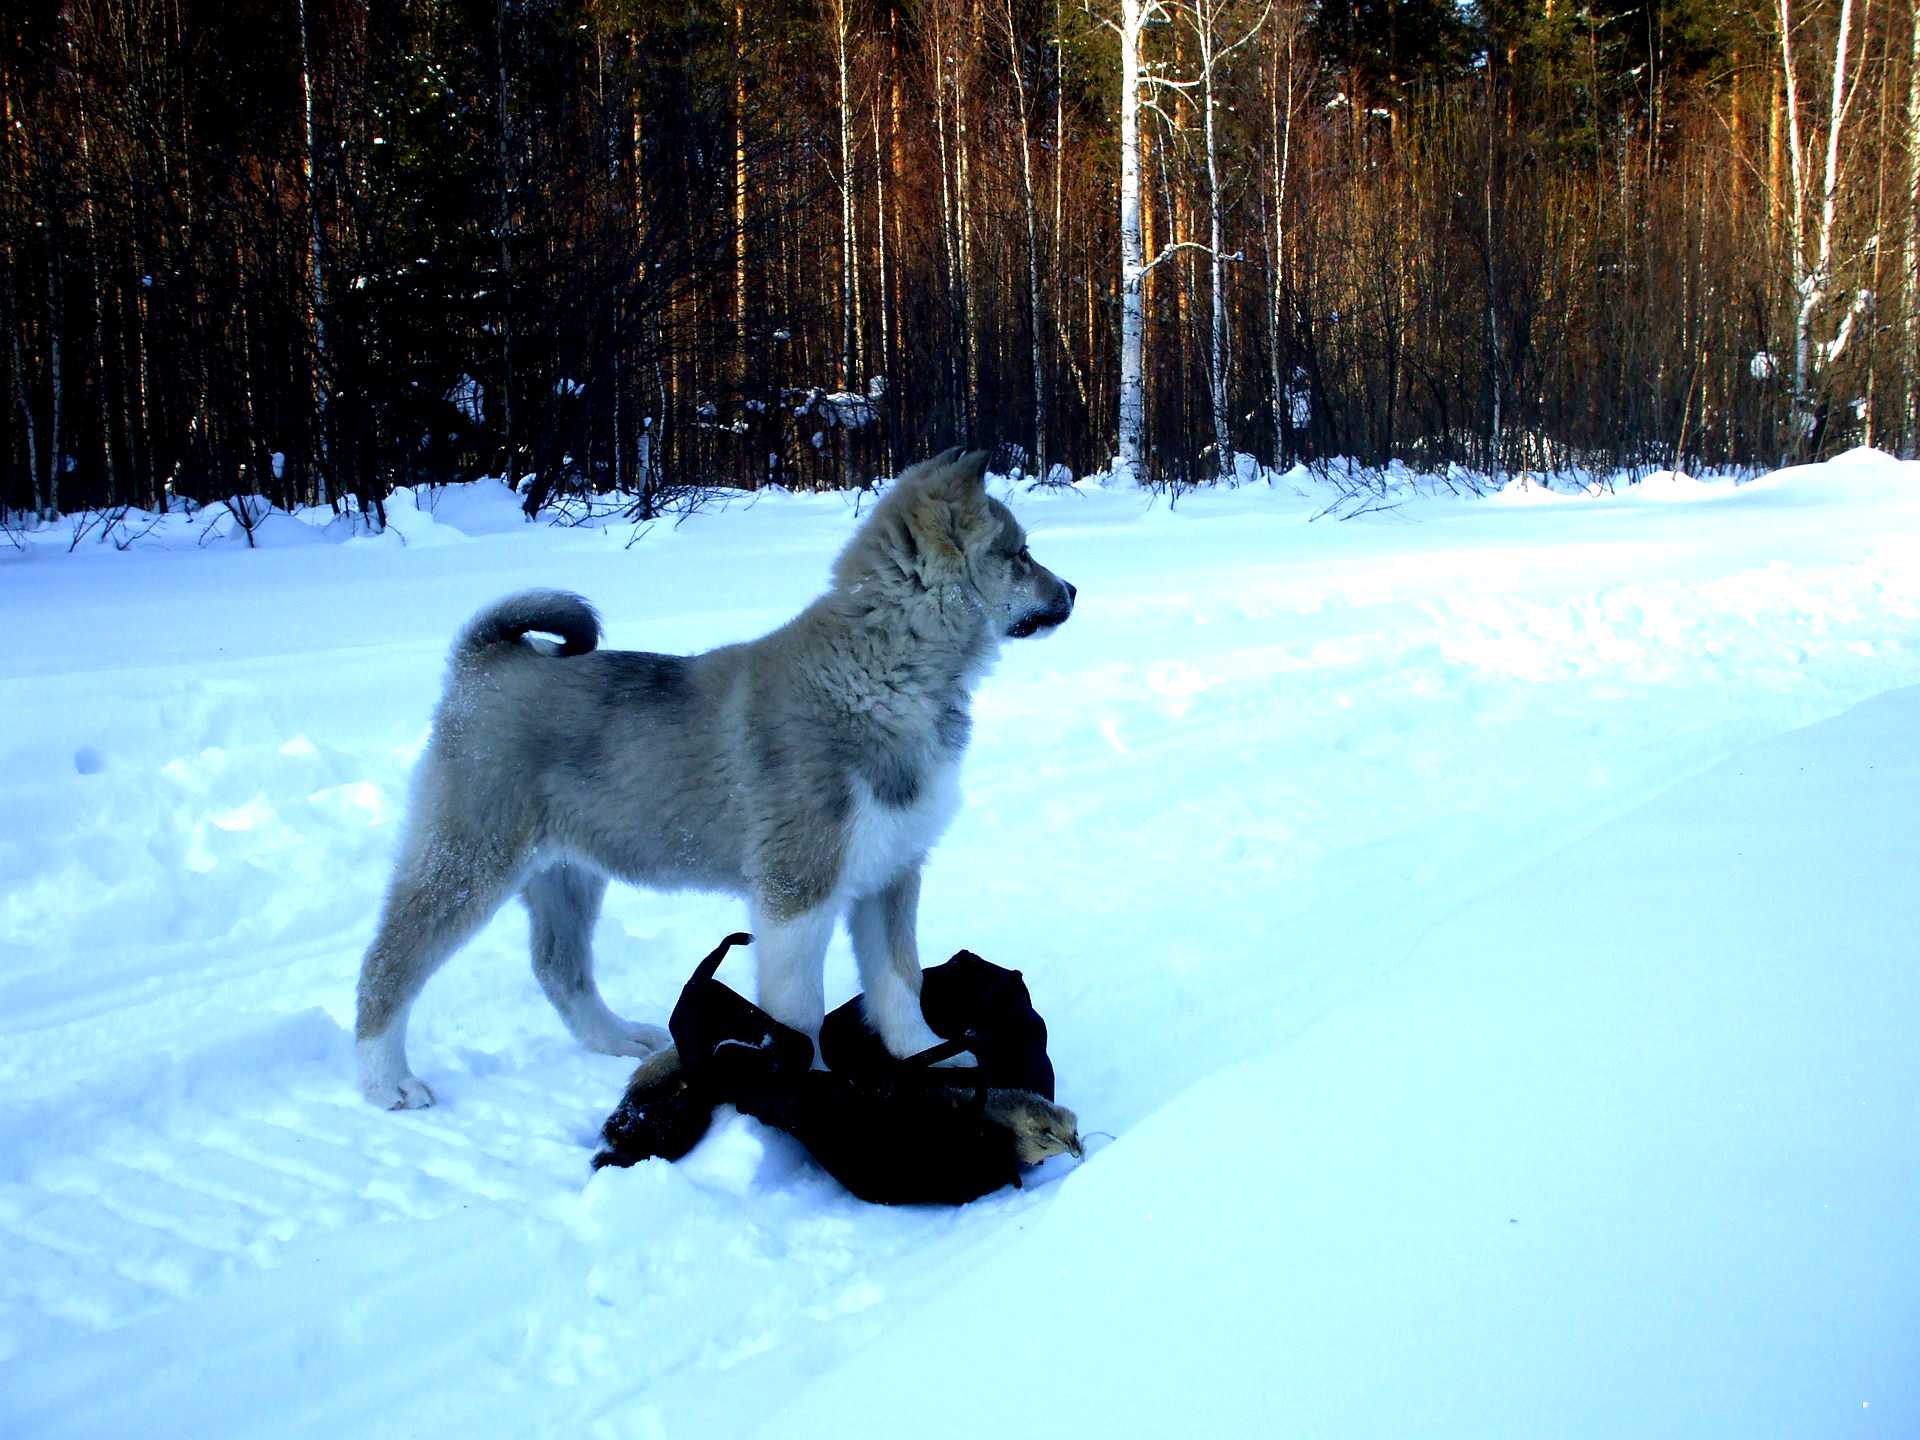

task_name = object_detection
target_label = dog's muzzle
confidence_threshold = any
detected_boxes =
[1008,579,1075,638]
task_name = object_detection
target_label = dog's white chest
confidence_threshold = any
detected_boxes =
[842,761,962,899]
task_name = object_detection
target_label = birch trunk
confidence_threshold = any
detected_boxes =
[1779,0,1856,457]
[1196,0,1232,481]
[1779,0,1810,452]
[735,0,749,373]
[70,13,116,505]
[930,21,961,429]
[830,0,859,390]
[1485,110,1502,475]
[885,20,905,460]
[872,93,889,403]
[296,0,333,506]
[1116,0,1147,475]
[47,223,63,520]
[1905,6,1920,452]
[129,26,152,506]
[496,0,516,485]
[8,285,42,520]
[955,12,979,441]
[1003,0,1047,478]
[1266,12,1295,468]
[131,196,150,506]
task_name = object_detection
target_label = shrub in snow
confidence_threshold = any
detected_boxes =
[792,387,876,431]
[447,375,485,423]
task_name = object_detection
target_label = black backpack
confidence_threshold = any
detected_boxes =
[594,934,1076,1205]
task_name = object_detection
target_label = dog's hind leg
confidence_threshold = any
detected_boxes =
[355,827,526,1109]
[524,861,669,1057]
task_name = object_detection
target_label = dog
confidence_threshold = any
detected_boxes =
[354,449,1075,1107]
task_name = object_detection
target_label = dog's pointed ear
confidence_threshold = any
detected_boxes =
[900,491,965,579]
[955,449,991,492]
[890,447,962,493]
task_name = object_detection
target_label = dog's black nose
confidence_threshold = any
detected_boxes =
[1064,580,1077,606]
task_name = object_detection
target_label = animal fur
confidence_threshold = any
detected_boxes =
[354,449,1076,1108]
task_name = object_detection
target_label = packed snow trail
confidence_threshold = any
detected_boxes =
[2,453,1917,1437]
[765,684,1920,1438]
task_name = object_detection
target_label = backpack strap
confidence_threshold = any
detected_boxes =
[903,1037,993,1110]
[692,931,754,985]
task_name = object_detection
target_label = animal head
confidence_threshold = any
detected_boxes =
[986,1090,1084,1164]
[832,449,1076,643]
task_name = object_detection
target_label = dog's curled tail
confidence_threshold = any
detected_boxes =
[454,590,601,660]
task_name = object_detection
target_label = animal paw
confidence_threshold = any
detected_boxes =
[613,1021,673,1057]
[577,1014,672,1058]
[357,1035,434,1109]
[365,1073,436,1109]
[876,1013,944,1059]
[878,1014,975,1066]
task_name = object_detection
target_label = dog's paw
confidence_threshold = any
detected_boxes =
[364,1073,436,1110]
[877,1014,975,1067]
[875,1013,942,1058]
[357,1035,435,1109]
[586,1018,672,1058]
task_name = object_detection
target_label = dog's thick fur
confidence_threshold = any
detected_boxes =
[354,449,1075,1108]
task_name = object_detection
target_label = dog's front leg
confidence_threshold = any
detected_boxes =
[749,899,837,1062]
[848,868,969,1063]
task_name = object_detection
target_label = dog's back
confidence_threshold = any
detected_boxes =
[430,594,755,894]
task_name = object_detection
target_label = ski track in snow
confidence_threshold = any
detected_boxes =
[2,456,1918,1436]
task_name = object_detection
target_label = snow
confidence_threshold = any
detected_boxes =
[2,450,1918,1437]
[413,476,528,535]
[772,687,1920,1437]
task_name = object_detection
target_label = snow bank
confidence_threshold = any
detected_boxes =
[417,477,529,535]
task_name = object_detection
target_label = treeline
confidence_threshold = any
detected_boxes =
[2,0,1914,521]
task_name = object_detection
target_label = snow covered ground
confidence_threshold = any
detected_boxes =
[2,452,1917,1438]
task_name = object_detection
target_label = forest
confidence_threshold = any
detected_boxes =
[1,0,1913,521]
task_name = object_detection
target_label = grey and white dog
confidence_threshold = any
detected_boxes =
[355,449,1075,1107]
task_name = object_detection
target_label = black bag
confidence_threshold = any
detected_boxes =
[593,935,1076,1205]
[819,949,1055,1099]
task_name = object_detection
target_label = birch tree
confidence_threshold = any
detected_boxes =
[1905,4,1920,453]
[927,0,970,436]
[735,0,750,375]
[825,0,862,391]
[1104,0,1150,477]
[4,268,42,520]
[1094,0,1258,480]
[1777,0,1861,457]
[44,160,64,520]
[1261,0,1303,468]
[67,5,116,506]
[296,0,333,507]
[496,0,517,484]
[1180,0,1264,480]
[1002,0,1049,478]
